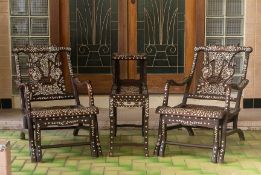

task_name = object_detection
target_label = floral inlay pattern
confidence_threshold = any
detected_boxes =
[196,51,236,96]
[28,52,66,96]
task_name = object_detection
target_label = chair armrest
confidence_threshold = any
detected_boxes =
[73,78,95,107]
[162,77,192,106]
[229,79,249,91]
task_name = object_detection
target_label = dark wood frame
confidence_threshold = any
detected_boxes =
[49,0,205,94]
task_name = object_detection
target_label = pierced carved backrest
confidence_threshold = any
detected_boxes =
[193,46,252,98]
[13,46,75,101]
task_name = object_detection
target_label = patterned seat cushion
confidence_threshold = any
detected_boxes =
[30,105,99,118]
[156,104,230,119]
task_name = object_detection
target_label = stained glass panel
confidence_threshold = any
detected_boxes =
[138,0,185,73]
[70,0,118,74]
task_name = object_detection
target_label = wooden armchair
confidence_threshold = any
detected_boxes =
[154,45,252,163]
[12,45,102,162]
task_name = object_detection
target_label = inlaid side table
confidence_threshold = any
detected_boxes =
[109,53,149,157]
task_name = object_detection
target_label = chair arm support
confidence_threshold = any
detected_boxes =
[229,79,249,91]
[163,77,192,106]
[73,78,95,107]
[223,84,232,121]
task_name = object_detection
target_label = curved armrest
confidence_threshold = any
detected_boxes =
[73,78,95,107]
[163,77,192,106]
[229,79,249,91]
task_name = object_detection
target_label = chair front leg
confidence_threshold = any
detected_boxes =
[35,122,42,162]
[211,121,219,163]
[154,114,163,156]
[218,120,227,163]
[143,98,149,157]
[159,117,167,157]
[89,116,98,157]
[109,98,115,156]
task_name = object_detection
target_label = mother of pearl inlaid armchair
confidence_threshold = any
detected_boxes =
[154,45,252,163]
[12,45,102,162]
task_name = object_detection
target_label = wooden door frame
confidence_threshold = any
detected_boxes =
[50,0,205,94]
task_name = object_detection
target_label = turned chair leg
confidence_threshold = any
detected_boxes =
[143,99,149,157]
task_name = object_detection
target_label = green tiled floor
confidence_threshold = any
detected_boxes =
[1,129,261,175]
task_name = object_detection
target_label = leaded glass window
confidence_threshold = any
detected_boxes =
[138,0,185,73]
[70,0,118,74]
[206,0,245,84]
[10,0,50,94]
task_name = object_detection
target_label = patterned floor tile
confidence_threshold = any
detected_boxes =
[0,129,261,175]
